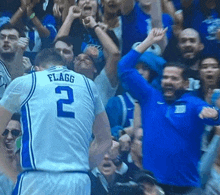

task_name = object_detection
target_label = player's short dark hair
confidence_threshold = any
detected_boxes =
[35,48,65,68]
[164,62,190,81]
[0,23,24,37]
[110,182,144,195]
[134,170,157,186]
[11,113,21,122]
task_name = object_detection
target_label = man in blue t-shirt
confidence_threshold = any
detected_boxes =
[118,28,220,195]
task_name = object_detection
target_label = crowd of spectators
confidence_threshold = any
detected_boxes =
[0,0,220,194]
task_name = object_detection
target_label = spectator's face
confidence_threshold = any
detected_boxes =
[131,128,143,158]
[98,142,118,177]
[54,41,74,64]
[1,120,21,158]
[74,53,97,80]
[102,0,122,14]
[139,0,151,14]
[0,29,19,54]
[161,67,189,101]
[136,63,150,81]
[199,58,220,86]
[78,0,98,18]
[178,29,203,60]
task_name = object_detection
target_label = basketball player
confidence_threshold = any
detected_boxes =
[0,48,112,195]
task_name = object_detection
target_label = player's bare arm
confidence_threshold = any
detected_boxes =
[89,111,112,169]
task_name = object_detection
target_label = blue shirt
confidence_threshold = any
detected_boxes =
[118,49,220,186]
[121,3,173,56]
[106,92,135,128]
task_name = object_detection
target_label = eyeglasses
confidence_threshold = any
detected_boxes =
[2,129,21,137]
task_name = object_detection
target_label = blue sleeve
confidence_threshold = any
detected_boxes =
[42,14,57,42]
[118,49,155,102]
[105,96,123,128]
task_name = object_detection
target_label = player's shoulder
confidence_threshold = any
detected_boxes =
[11,73,32,85]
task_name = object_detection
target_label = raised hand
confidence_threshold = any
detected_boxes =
[82,16,97,29]
[199,107,219,120]
[20,0,31,9]
[53,3,62,19]
[17,37,29,51]
[147,28,168,44]
[22,56,32,71]
[68,6,81,20]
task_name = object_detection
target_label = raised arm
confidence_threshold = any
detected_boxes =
[8,37,29,80]
[118,28,167,101]
[149,0,168,52]
[26,2,50,38]
[55,6,81,40]
[161,0,176,19]
[135,28,167,53]
[10,0,31,25]
[89,111,112,169]
[83,16,120,87]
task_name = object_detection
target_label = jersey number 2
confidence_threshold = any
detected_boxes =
[55,86,75,118]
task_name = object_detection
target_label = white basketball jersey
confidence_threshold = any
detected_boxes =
[0,66,104,172]
[0,60,11,99]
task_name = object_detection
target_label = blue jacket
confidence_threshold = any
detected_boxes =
[118,49,220,187]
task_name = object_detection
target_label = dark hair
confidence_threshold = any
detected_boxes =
[11,113,21,122]
[199,0,220,17]
[134,170,157,186]
[164,62,190,81]
[199,56,220,69]
[34,48,64,68]
[110,182,144,195]
[53,36,75,48]
[0,23,24,37]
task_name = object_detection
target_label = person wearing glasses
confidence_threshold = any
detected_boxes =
[0,113,21,195]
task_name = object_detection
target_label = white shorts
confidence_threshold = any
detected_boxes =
[13,171,91,195]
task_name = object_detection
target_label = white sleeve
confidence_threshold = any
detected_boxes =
[0,77,25,113]
[88,79,105,116]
